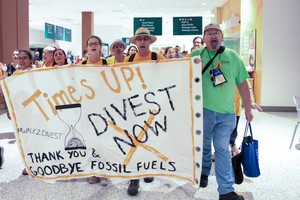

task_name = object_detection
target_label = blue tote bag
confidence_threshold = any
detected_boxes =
[241,122,261,177]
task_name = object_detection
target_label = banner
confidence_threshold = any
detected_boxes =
[0,58,203,187]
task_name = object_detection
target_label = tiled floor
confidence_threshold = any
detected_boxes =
[1,109,300,200]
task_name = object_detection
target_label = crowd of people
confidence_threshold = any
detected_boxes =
[0,24,262,200]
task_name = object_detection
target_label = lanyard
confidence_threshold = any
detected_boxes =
[201,46,225,75]
[206,48,221,68]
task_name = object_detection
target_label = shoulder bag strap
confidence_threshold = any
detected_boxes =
[202,46,225,75]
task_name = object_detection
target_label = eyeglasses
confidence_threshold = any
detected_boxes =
[18,56,29,60]
[88,42,100,47]
[136,37,150,42]
[206,32,221,38]
[193,41,201,44]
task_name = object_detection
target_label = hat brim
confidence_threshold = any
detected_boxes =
[111,41,127,50]
[204,24,222,33]
[130,34,157,45]
[204,27,222,32]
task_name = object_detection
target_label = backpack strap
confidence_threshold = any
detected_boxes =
[128,54,136,62]
[151,52,157,60]
[202,46,225,75]
[82,59,107,65]
[128,52,157,62]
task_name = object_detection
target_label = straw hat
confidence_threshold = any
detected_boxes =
[130,27,157,44]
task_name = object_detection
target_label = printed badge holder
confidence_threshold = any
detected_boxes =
[210,61,227,87]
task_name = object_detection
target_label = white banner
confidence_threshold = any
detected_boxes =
[1,58,203,187]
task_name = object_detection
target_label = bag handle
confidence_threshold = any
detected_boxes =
[243,122,253,144]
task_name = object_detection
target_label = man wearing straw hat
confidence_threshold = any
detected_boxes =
[125,27,164,63]
[125,27,164,196]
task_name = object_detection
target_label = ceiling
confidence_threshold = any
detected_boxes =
[29,0,227,34]
[29,0,227,46]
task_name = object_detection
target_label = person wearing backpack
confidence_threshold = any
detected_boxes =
[124,27,164,63]
[124,27,164,196]
[78,35,109,186]
[77,35,107,66]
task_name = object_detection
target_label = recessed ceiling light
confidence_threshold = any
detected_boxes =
[202,3,207,6]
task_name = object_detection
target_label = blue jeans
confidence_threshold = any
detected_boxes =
[202,108,236,195]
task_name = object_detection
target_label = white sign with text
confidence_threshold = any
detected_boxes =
[1,58,203,187]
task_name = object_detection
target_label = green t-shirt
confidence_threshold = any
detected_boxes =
[190,47,249,114]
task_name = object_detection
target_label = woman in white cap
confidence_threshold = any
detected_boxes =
[106,39,127,64]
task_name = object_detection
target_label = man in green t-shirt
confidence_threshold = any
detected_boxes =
[190,23,253,200]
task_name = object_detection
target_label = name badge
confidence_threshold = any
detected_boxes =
[210,68,227,87]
